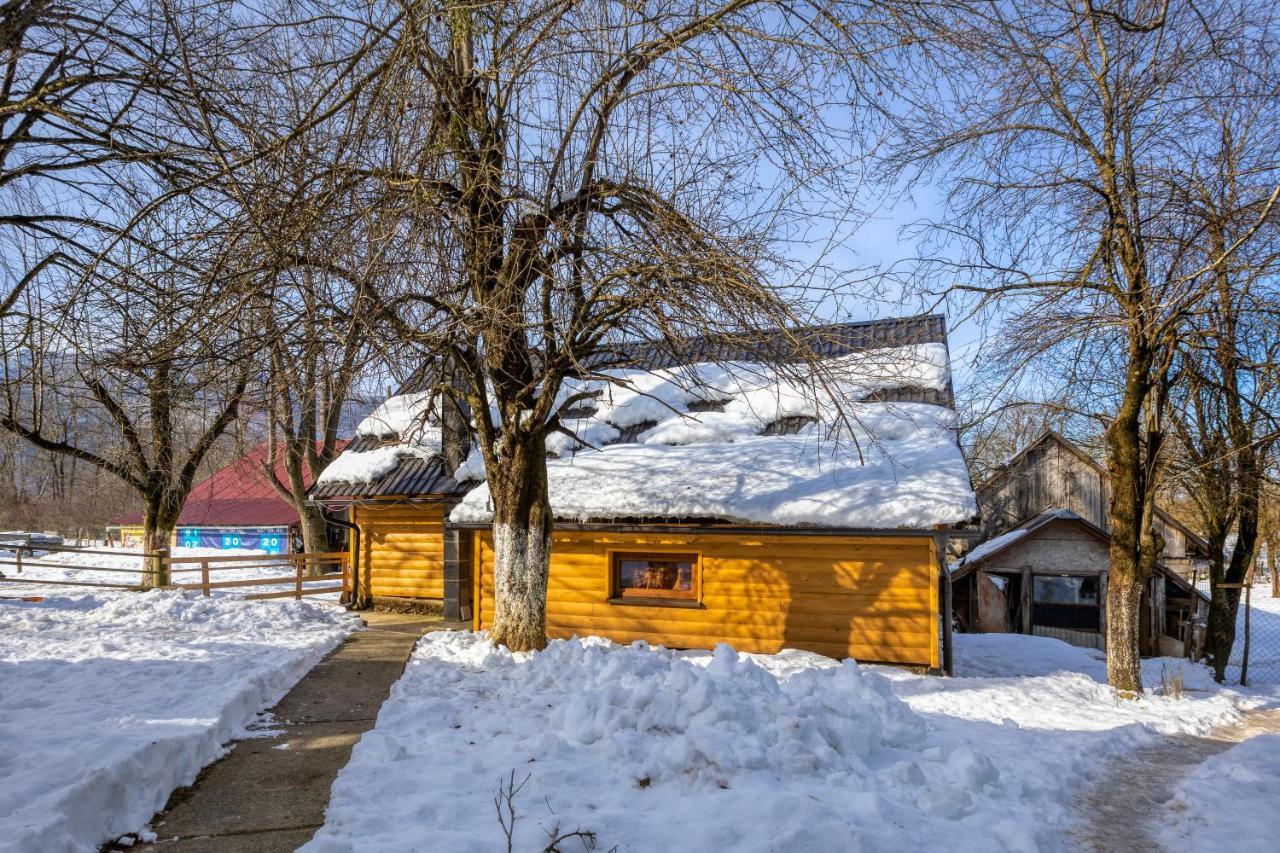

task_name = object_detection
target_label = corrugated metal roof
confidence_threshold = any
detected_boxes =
[398,315,951,402]
[310,435,463,499]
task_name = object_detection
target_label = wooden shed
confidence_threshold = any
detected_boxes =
[977,431,1209,578]
[314,315,979,670]
[953,431,1212,659]
[311,449,467,613]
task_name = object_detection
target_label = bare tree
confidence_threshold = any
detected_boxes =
[1167,93,1280,679]
[0,0,205,321]
[306,0,901,649]
[882,0,1280,692]
[0,200,258,585]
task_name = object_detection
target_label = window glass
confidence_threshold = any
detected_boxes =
[612,553,697,600]
[1033,576,1099,605]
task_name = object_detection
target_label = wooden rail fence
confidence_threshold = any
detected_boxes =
[0,544,155,591]
[0,545,349,604]
[163,552,348,601]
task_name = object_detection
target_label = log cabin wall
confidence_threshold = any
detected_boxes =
[352,502,447,603]
[472,528,941,669]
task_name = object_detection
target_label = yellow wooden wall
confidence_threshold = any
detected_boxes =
[473,529,940,668]
[353,503,446,599]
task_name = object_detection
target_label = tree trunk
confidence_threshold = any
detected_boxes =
[1105,574,1144,693]
[1104,348,1161,696]
[1206,584,1241,682]
[298,502,330,575]
[487,430,553,652]
[141,495,181,588]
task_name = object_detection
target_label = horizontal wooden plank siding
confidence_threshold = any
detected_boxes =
[354,504,446,600]
[474,529,940,668]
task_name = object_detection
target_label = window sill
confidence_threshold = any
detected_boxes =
[605,597,704,609]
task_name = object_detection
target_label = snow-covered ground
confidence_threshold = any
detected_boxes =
[0,546,343,602]
[1207,580,1280,685]
[0,591,358,853]
[303,632,1259,853]
[1157,733,1280,853]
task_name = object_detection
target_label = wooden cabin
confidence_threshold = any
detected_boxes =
[313,315,979,671]
[952,432,1210,657]
[463,527,944,667]
[311,450,466,612]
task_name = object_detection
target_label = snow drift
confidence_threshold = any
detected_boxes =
[0,592,357,853]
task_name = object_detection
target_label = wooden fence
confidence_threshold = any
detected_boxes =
[0,544,155,591]
[0,545,348,603]
[163,552,348,601]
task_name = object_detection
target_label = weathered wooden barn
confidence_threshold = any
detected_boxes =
[313,315,979,671]
[951,432,1210,657]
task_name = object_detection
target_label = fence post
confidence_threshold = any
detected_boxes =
[295,556,303,600]
[15,546,22,574]
[1241,567,1254,687]
[200,560,210,597]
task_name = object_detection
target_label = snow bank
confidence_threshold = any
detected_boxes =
[1158,733,1280,852]
[305,631,1251,853]
[453,402,977,528]
[304,633,1006,853]
[0,592,357,852]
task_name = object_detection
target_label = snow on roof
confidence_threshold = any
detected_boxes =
[355,392,440,446]
[455,403,974,528]
[317,393,443,489]
[949,508,1084,573]
[316,443,436,487]
[450,343,978,529]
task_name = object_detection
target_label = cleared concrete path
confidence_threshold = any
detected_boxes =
[1068,706,1280,852]
[118,612,463,853]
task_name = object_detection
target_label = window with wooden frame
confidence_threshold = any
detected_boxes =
[609,552,699,603]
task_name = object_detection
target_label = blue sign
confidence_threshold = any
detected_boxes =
[177,528,289,554]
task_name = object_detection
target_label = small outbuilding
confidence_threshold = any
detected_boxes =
[111,443,341,554]
[951,432,1210,657]
[314,315,980,671]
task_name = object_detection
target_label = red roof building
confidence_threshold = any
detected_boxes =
[114,442,346,529]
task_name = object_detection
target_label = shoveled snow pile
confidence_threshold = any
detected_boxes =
[304,632,1248,853]
[453,343,976,527]
[0,591,357,853]
[1157,733,1280,852]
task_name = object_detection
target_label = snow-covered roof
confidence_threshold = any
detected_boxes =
[316,317,980,530]
[451,341,977,529]
[949,508,1087,574]
[315,394,444,492]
